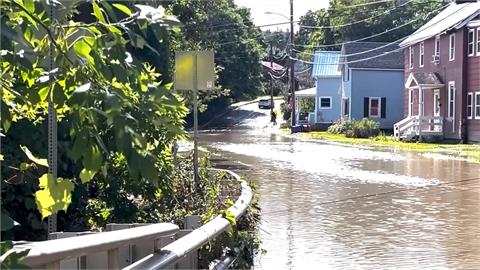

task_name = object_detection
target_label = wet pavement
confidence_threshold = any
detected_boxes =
[199,102,480,269]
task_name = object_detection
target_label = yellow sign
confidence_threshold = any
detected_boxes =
[174,51,215,91]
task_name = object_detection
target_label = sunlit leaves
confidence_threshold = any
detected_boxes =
[73,38,94,65]
[35,174,74,219]
[92,1,106,24]
[3,0,188,224]
[79,168,97,183]
[112,3,132,16]
[20,145,48,167]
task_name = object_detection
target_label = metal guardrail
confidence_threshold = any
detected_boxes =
[0,223,179,269]
[123,169,253,270]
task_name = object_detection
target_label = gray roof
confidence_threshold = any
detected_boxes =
[342,42,403,69]
[410,72,443,86]
[312,51,341,78]
[400,1,480,47]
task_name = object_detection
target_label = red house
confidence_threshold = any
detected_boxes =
[394,1,480,142]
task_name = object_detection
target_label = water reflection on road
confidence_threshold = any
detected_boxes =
[200,104,480,269]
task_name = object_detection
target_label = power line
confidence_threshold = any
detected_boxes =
[293,2,449,49]
[343,0,395,8]
[293,36,407,57]
[298,0,414,30]
[290,1,453,66]
[291,47,403,65]
[262,176,480,216]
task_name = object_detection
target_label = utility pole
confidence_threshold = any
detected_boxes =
[270,43,274,119]
[289,0,296,127]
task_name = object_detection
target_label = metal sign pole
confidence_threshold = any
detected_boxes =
[47,2,57,233]
[192,54,199,190]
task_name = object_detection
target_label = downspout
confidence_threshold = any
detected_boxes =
[461,28,469,143]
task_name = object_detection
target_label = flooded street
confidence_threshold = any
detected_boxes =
[200,102,480,269]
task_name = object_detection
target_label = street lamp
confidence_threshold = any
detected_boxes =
[265,1,296,129]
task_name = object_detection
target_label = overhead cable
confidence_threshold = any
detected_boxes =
[298,0,414,30]
[293,2,449,49]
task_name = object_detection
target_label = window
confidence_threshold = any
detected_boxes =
[319,97,332,109]
[409,46,414,69]
[409,89,414,116]
[343,65,349,81]
[477,28,480,56]
[344,98,349,115]
[369,97,381,118]
[419,42,424,67]
[467,92,473,119]
[468,29,474,56]
[448,81,455,118]
[449,33,455,61]
[476,92,480,119]
[435,36,440,56]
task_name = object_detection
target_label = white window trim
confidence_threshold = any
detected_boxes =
[409,46,414,69]
[475,92,480,119]
[468,29,475,57]
[419,42,424,67]
[435,36,440,56]
[449,33,455,61]
[408,89,414,116]
[467,92,473,119]
[477,28,480,56]
[319,96,332,109]
[368,97,381,118]
[448,81,455,119]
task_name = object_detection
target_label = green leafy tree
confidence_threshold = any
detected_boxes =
[1,0,186,240]
[296,0,449,53]
[168,0,264,102]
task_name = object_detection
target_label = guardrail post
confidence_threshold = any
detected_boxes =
[108,248,119,270]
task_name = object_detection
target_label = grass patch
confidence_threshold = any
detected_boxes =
[293,131,480,162]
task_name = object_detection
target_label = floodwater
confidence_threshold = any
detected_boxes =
[199,103,480,270]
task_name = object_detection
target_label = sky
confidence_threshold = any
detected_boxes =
[234,0,330,31]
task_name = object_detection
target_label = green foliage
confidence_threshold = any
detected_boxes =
[34,174,75,219]
[0,241,31,269]
[1,0,187,240]
[198,178,262,269]
[167,0,264,102]
[299,98,315,113]
[328,118,380,138]
[295,0,449,54]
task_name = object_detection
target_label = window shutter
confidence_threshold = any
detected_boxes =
[364,97,369,117]
[381,97,386,118]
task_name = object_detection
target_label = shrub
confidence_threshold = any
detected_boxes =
[328,118,380,138]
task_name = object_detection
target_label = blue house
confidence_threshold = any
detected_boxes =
[308,51,342,125]
[340,42,404,129]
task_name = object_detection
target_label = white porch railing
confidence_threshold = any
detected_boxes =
[394,116,443,141]
[0,169,252,270]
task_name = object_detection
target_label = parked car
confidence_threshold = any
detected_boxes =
[258,99,274,109]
